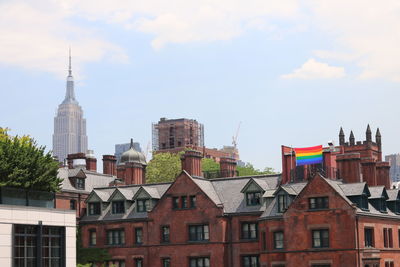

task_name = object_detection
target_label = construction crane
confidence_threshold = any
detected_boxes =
[232,122,242,150]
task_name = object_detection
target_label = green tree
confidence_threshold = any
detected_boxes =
[145,152,182,183]
[237,163,276,176]
[0,128,62,192]
[201,158,220,172]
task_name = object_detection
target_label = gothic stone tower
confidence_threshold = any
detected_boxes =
[53,50,88,162]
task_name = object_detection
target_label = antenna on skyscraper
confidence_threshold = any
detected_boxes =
[68,47,72,76]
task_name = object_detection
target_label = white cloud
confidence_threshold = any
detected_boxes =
[0,1,127,77]
[281,58,345,80]
[307,0,400,82]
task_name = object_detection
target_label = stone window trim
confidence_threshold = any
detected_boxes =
[308,260,333,266]
[306,224,331,230]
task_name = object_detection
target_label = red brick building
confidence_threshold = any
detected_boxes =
[78,126,400,267]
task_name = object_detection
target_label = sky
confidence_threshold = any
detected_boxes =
[1,0,400,171]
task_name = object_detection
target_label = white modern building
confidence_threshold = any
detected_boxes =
[0,204,76,267]
[53,50,88,162]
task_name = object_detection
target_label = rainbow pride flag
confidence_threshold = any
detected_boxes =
[294,145,323,166]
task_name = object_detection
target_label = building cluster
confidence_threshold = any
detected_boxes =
[3,54,399,267]
[46,125,400,267]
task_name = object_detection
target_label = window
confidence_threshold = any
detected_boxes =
[189,225,209,242]
[312,229,329,248]
[172,197,179,209]
[106,260,125,267]
[383,228,393,248]
[88,202,101,215]
[309,197,329,210]
[361,194,369,210]
[190,195,197,208]
[242,255,259,267]
[135,258,143,267]
[137,199,150,212]
[89,229,97,246]
[241,222,258,240]
[246,192,261,206]
[107,229,125,246]
[189,257,210,267]
[278,195,287,212]
[75,178,85,189]
[311,265,330,267]
[161,226,170,243]
[135,228,143,245]
[13,225,65,267]
[162,258,171,267]
[112,201,125,214]
[70,199,76,210]
[364,228,374,247]
[273,231,284,249]
[14,225,37,267]
[380,197,387,212]
[42,227,63,266]
[182,196,188,209]
[385,262,394,267]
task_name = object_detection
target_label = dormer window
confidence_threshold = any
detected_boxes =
[74,178,85,190]
[380,197,387,212]
[137,199,150,212]
[361,194,369,211]
[278,195,288,213]
[112,201,125,214]
[246,192,261,206]
[88,202,101,215]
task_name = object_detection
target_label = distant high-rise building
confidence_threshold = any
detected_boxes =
[52,50,88,162]
[152,118,204,151]
[115,141,142,164]
[385,154,400,182]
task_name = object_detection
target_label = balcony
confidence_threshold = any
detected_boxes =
[290,165,340,182]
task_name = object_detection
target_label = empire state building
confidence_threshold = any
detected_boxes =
[53,51,88,162]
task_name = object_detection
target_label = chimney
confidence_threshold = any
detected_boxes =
[336,153,362,183]
[103,155,117,176]
[361,158,377,186]
[67,153,87,169]
[219,157,237,178]
[376,162,391,189]
[124,162,146,185]
[86,150,97,172]
[181,150,203,176]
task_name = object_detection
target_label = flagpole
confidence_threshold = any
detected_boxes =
[290,145,293,182]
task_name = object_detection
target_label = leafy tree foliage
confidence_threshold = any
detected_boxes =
[145,152,182,183]
[0,128,62,192]
[237,163,276,176]
[201,158,220,172]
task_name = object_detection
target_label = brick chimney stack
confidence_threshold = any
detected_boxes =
[336,153,362,183]
[67,153,87,169]
[86,150,97,172]
[103,155,117,176]
[376,162,391,189]
[181,150,203,177]
[219,157,237,178]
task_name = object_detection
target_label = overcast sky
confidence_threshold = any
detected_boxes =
[1,0,400,171]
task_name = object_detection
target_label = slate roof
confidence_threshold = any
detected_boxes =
[368,186,387,199]
[59,167,116,194]
[386,189,399,201]
[338,182,368,196]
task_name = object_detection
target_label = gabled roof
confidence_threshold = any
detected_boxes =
[369,186,389,200]
[339,182,370,197]
[190,176,223,207]
[86,188,115,203]
[278,182,307,196]
[68,168,86,178]
[240,178,265,193]
[386,189,400,201]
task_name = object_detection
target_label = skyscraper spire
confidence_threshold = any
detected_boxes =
[68,46,72,76]
[63,47,77,104]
